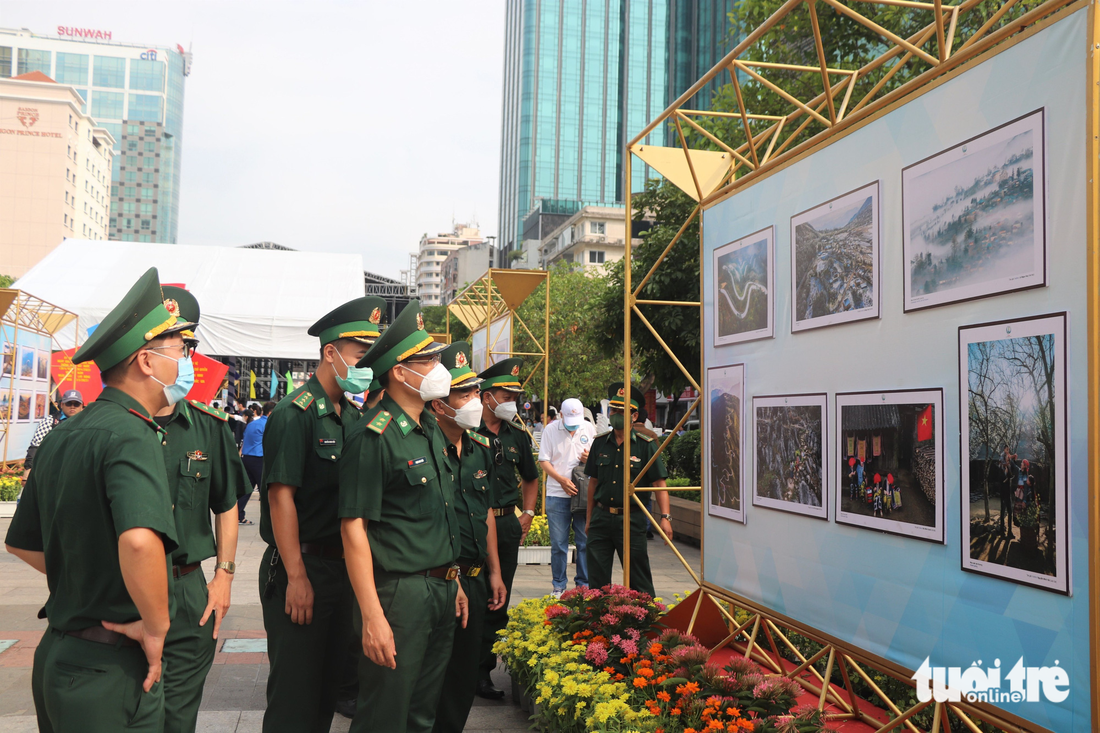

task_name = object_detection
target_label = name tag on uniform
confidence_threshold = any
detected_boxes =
[408,457,427,467]
[319,438,337,447]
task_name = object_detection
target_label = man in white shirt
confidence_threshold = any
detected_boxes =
[537,398,596,597]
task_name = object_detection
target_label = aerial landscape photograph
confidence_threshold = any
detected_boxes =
[753,394,827,519]
[708,364,745,522]
[714,227,773,345]
[791,182,879,331]
[904,110,1045,310]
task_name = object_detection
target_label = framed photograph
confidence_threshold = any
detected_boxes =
[790,181,880,332]
[714,226,774,346]
[37,350,48,381]
[752,393,828,520]
[835,389,944,543]
[903,109,1046,311]
[0,393,9,422]
[34,392,47,420]
[1,343,11,377]
[17,390,32,422]
[19,346,35,380]
[960,313,1068,594]
[705,364,745,523]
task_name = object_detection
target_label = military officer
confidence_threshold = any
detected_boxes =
[583,383,673,597]
[258,295,386,733]
[5,268,191,732]
[475,357,539,699]
[429,342,507,733]
[152,287,250,733]
[339,300,466,733]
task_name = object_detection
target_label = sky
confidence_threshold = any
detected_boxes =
[3,1,506,280]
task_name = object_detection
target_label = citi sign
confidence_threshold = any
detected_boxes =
[141,50,158,61]
[57,26,112,41]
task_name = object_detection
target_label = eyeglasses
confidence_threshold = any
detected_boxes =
[62,402,81,408]
[405,354,441,366]
[492,437,504,466]
[148,343,196,359]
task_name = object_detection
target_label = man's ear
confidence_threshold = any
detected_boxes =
[133,349,156,377]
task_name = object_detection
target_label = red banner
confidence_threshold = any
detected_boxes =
[49,349,229,406]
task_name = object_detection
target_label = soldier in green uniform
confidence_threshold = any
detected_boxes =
[583,383,673,597]
[428,342,507,733]
[153,287,250,733]
[259,295,386,733]
[5,268,192,732]
[339,300,467,733]
[475,357,539,699]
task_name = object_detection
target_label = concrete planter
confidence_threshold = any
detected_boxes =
[669,496,701,546]
[517,545,576,566]
[0,501,16,519]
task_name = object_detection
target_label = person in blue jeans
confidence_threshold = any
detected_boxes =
[537,398,594,597]
[238,400,273,524]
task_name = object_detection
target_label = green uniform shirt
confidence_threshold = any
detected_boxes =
[584,430,668,507]
[477,419,538,508]
[441,430,495,564]
[260,375,360,548]
[5,387,179,631]
[339,394,460,574]
[157,400,250,566]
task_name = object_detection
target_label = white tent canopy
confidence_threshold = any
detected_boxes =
[14,240,366,360]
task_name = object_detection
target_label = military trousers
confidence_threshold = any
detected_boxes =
[432,569,488,733]
[32,625,164,733]
[163,567,217,733]
[259,545,353,733]
[587,507,655,597]
[352,571,458,733]
[478,513,519,679]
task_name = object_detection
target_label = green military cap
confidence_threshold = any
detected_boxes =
[356,299,446,372]
[440,341,482,389]
[73,267,197,371]
[161,285,200,342]
[477,357,523,393]
[608,382,645,411]
[308,296,388,346]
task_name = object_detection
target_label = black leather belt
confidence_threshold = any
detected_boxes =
[422,564,460,580]
[491,505,515,517]
[456,562,483,578]
[62,626,139,648]
[172,562,201,579]
[300,543,344,560]
[596,501,625,515]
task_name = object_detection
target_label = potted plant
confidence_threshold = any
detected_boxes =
[0,464,23,518]
[516,513,576,565]
[1017,502,1040,551]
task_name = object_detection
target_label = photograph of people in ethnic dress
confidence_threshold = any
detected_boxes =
[835,389,944,543]
[960,313,1068,594]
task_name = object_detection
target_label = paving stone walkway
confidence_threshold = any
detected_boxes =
[0,492,700,731]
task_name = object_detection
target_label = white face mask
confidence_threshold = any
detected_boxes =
[439,399,483,430]
[491,396,518,422]
[399,362,451,401]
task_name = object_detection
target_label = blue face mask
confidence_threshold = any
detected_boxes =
[149,350,195,405]
[333,349,373,394]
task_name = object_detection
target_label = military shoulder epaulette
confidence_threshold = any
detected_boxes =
[189,400,228,421]
[468,430,490,448]
[637,432,654,443]
[291,390,315,411]
[127,408,163,433]
[367,411,392,435]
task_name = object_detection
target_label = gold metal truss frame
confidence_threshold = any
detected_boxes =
[619,0,1099,730]
[0,289,80,464]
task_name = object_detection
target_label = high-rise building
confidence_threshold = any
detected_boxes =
[0,72,114,277]
[0,26,192,244]
[667,0,739,110]
[497,0,669,264]
[416,224,485,306]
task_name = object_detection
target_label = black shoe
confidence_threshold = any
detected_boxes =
[476,678,506,700]
[646,530,655,540]
[335,697,356,719]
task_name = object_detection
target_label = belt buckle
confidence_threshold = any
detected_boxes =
[467,565,481,577]
[445,566,460,581]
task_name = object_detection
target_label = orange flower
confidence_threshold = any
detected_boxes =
[707,720,724,731]
[603,666,616,674]
[707,696,723,708]
[656,675,667,684]
[633,677,648,688]
[649,642,664,654]
[657,691,671,702]
[725,707,741,718]
[637,667,655,678]
[614,673,625,681]
[683,681,700,694]
[648,706,661,715]
[670,707,682,716]
[685,728,697,733]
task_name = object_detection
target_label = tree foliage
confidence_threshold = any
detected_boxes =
[592,178,700,401]
[421,305,470,343]
[514,262,623,408]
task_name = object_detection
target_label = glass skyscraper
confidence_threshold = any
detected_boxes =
[0,27,191,243]
[497,0,671,260]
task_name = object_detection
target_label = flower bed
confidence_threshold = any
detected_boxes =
[495,585,830,733]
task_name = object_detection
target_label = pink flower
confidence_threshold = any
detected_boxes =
[600,613,619,625]
[544,605,571,619]
[585,641,609,665]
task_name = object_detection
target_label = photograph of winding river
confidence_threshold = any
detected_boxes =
[752,394,827,519]
[791,182,879,331]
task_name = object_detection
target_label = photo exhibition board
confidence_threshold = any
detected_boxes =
[0,324,54,460]
[699,10,1090,730]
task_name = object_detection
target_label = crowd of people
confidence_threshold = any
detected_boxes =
[4,268,675,733]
